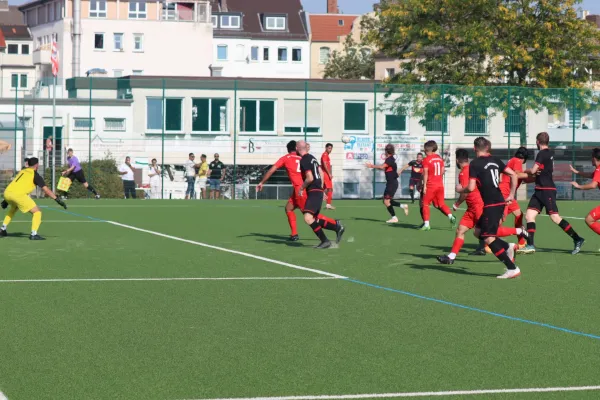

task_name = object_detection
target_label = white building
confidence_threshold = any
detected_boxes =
[18,0,214,86]
[209,0,310,79]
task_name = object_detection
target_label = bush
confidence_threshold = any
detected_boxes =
[45,156,130,199]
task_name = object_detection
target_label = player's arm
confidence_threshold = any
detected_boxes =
[62,165,75,176]
[422,166,429,193]
[460,178,478,194]
[453,192,468,210]
[502,166,518,202]
[569,165,594,179]
[257,164,280,192]
[298,169,314,196]
[322,162,333,179]
[399,163,411,173]
[34,173,67,209]
[572,180,598,190]
[365,162,386,170]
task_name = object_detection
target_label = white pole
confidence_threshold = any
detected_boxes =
[52,75,56,192]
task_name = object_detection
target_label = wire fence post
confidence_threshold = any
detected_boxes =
[372,82,377,199]
[232,79,238,200]
[508,86,511,158]
[14,86,17,176]
[161,78,166,200]
[441,84,445,160]
[88,76,92,197]
[571,88,576,200]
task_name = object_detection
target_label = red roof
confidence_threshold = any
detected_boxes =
[0,29,5,49]
[309,14,359,42]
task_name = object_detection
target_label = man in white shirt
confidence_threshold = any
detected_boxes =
[184,153,200,200]
[118,156,137,199]
[148,158,161,199]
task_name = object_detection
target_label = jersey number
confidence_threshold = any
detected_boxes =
[433,161,442,176]
[295,159,301,173]
[312,160,321,180]
[491,169,500,188]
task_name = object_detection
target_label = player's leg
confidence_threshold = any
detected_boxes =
[214,180,221,200]
[481,206,520,279]
[303,192,330,248]
[438,223,470,264]
[585,206,600,236]
[409,183,415,203]
[28,205,44,240]
[435,186,455,226]
[420,189,433,230]
[519,193,541,253]
[77,171,99,197]
[286,196,299,240]
[0,203,17,237]
[544,191,585,254]
[512,208,527,247]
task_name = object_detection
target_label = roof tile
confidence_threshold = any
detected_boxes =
[309,14,359,42]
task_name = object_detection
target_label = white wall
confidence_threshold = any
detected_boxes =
[212,38,310,79]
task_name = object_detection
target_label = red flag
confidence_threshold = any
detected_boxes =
[51,41,59,77]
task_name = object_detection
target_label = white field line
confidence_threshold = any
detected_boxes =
[0,277,337,283]
[107,221,347,279]
[454,207,587,221]
[10,220,101,223]
[0,390,7,400]
[184,385,600,400]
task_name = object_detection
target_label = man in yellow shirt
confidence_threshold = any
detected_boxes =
[1,157,67,240]
[196,154,209,199]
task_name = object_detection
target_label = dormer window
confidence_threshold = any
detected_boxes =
[338,19,344,26]
[265,16,286,30]
[220,14,241,28]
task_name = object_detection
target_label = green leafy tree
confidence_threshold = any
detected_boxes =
[324,35,375,80]
[362,0,600,144]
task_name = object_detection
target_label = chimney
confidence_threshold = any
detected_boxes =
[220,0,228,12]
[327,0,338,14]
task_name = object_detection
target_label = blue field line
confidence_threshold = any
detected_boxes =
[43,206,600,341]
[344,278,600,340]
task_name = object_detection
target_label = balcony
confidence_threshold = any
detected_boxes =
[160,0,210,22]
[33,48,51,65]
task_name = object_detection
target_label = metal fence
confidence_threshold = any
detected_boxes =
[1,78,600,201]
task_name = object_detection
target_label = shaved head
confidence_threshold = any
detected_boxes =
[297,140,308,155]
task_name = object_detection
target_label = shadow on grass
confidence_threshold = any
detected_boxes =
[1,232,49,239]
[408,263,498,277]
[238,232,316,247]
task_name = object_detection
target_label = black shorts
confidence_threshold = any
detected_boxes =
[303,189,324,216]
[476,205,505,237]
[527,190,558,215]
[409,177,422,187]
[383,180,399,199]
[68,170,86,184]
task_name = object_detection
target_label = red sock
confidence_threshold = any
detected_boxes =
[514,213,523,227]
[497,226,517,237]
[286,211,297,236]
[439,204,452,216]
[450,237,464,255]
[317,214,337,227]
[422,205,430,222]
[326,191,333,205]
[590,222,600,235]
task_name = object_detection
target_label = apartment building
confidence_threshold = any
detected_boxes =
[209,0,310,78]
[308,13,359,78]
[19,0,214,82]
[0,2,36,98]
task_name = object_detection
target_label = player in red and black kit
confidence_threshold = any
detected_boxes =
[321,143,335,210]
[437,149,484,264]
[400,153,424,203]
[366,144,408,223]
[519,132,585,255]
[460,137,521,279]
[257,140,341,242]
[421,140,456,230]
[296,140,345,249]
[571,148,600,244]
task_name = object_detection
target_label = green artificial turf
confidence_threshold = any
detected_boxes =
[0,199,599,400]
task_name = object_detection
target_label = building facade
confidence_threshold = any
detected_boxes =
[308,14,359,79]
[19,0,214,85]
[209,0,310,79]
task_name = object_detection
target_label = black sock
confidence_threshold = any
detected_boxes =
[419,205,424,220]
[87,185,98,195]
[489,239,516,270]
[559,219,581,241]
[387,205,396,217]
[318,218,338,232]
[390,200,401,207]
[477,239,485,250]
[526,222,536,246]
[310,221,328,242]
[409,189,415,202]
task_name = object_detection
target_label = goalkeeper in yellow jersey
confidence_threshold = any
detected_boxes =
[1,157,67,240]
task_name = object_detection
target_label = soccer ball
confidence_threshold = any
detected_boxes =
[341,136,351,144]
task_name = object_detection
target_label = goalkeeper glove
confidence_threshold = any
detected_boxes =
[55,198,67,210]
[1,200,7,209]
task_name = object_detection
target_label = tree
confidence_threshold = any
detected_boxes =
[324,35,375,80]
[362,0,600,144]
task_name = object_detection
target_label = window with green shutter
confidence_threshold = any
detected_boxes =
[20,74,28,88]
[11,74,18,88]
[465,103,487,134]
[165,98,182,132]
[385,114,406,133]
[424,103,448,133]
[240,100,276,133]
[505,108,526,134]
[192,99,210,132]
[344,101,367,132]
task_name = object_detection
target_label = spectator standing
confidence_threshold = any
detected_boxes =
[118,156,137,199]
[208,154,226,199]
[184,153,201,200]
[196,154,209,199]
[148,158,161,199]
